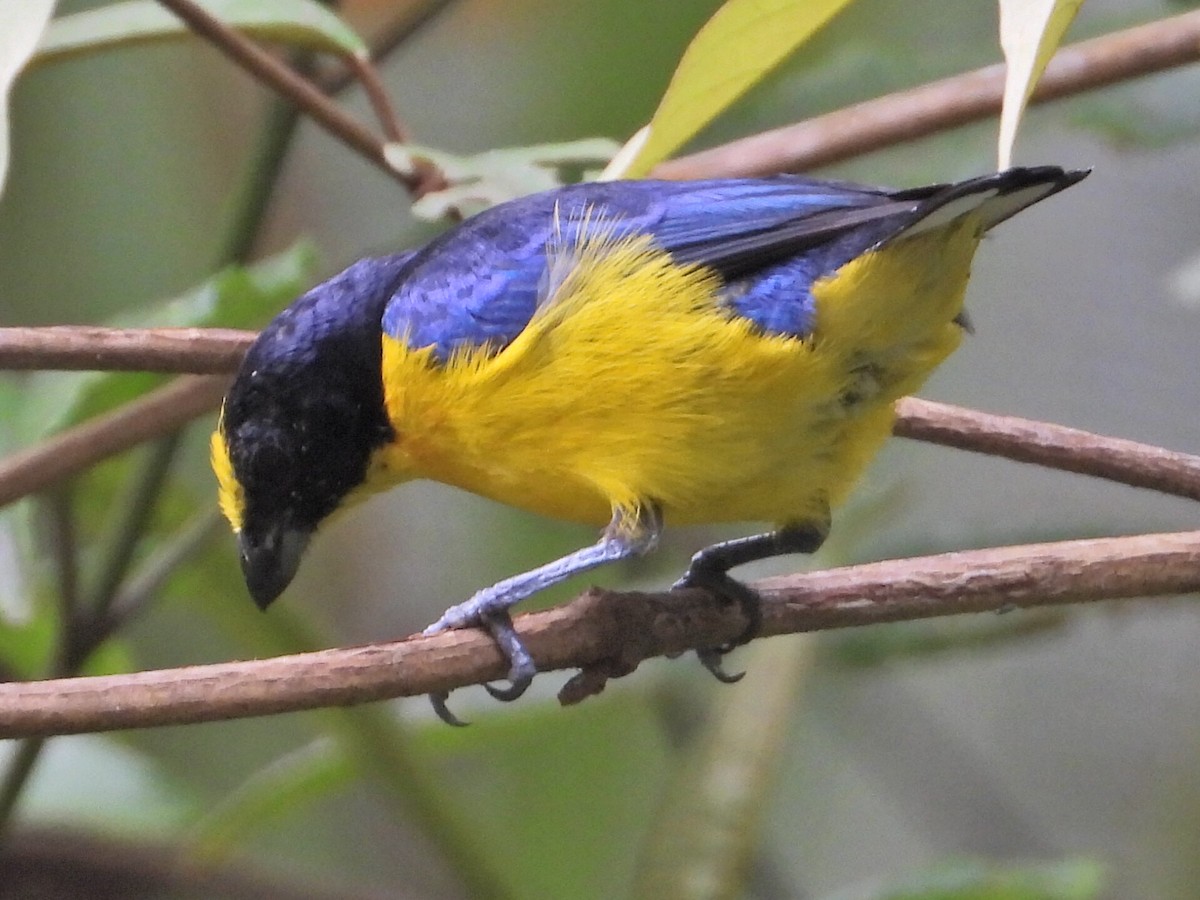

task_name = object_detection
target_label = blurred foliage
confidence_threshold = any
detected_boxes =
[33,0,369,68]
[18,243,315,445]
[822,858,1105,900]
[1,0,1198,897]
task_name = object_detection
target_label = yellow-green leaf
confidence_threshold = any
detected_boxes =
[186,738,352,864]
[997,0,1085,168]
[385,139,621,219]
[0,0,56,197]
[33,0,366,71]
[618,0,857,179]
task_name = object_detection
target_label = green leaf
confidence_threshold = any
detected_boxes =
[0,599,55,677]
[617,0,858,178]
[19,241,316,445]
[417,692,672,900]
[11,734,193,833]
[174,574,512,899]
[821,858,1105,900]
[996,0,1085,168]
[186,738,353,864]
[33,0,366,70]
[385,139,622,220]
[6,246,313,615]
[0,0,57,197]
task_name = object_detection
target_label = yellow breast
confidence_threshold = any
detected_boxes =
[371,222,979,528]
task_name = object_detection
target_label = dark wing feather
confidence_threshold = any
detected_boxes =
[381,168,1086,360]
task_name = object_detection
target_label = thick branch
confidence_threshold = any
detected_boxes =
[0,531,1196,739]
[654,11,1200,179]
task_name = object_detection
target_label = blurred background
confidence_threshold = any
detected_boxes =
[1,0,1198,897]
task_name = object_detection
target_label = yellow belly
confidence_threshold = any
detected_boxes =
[372,223,977,528]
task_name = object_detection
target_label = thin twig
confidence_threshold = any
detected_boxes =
[82,435,182,621]
[0,739,46,841]
[895,398,1200,503]
[0,327,254,373]
[0,376,229,510]
[154,0,415,189]
[220,97,309,266]
[106,508,224,632]
[40,488,79,622]
[0,531,1195,738]
[317,0,458,96]
[343,53,405,142]
[654,10,1200,179]
[154,0,446,196]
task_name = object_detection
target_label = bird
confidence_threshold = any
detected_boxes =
[211,165,1088,723]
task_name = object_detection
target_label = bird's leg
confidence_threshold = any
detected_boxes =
[673,516,829,683]
[424,504,662,724]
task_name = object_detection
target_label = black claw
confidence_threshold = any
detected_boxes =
[480,610,538,703]
[485,676,532,702]
[425,610,539,725]
[673,523,827,688]
[697,647,745,684]
[676,568,763,686]
[429,691,470,727]
[680,570,763,644]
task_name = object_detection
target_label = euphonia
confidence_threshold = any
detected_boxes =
[212,166,1087,721]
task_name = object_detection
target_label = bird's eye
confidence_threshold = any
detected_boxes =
[233,424,290,476]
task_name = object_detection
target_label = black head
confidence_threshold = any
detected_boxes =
[214,254,413,609]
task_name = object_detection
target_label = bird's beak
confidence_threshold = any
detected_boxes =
[238,526,311,610]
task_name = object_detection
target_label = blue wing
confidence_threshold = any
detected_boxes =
[380,169,1081,361]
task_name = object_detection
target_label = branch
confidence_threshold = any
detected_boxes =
[0,376,229,509]
[316,0,457,98]
[154,0,443,195]
[654,10,1200,179]
[895,398,1200,503]
[0,531,1196,739]
[0,326,254,373]
[3,331,1197,511]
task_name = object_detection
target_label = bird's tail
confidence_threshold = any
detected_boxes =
[814,166,1088,404]
[893,165,1091,240]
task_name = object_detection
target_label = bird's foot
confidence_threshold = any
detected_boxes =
[672,566,763,684]
[423,597,537,725]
